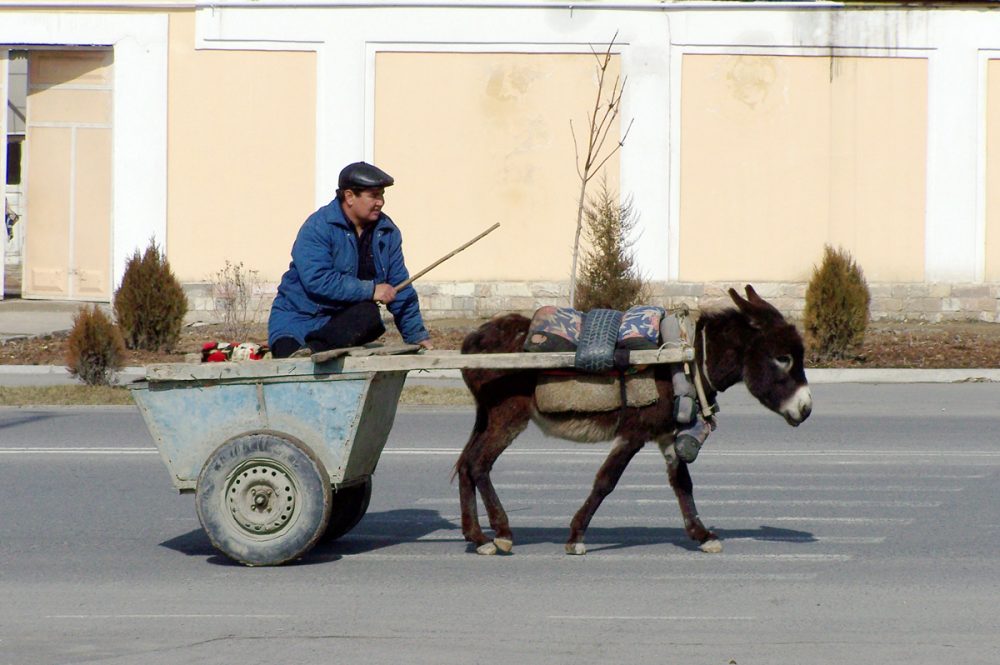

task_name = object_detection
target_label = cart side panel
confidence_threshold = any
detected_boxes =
[133,382,268,489]
[341,371,407,480]
[261,377,368,484]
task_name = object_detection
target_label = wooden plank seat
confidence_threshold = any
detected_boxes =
[143,344,695,383]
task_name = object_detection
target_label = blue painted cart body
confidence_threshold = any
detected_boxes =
[131,360,407,493]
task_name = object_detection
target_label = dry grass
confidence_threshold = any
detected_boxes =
[0,385,135,407]
[4,317,1000,407]
[398,385,473,406]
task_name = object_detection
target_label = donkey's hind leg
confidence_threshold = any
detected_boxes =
[454,397,530,555]
[659,442,722,553]
[566,436,645,555]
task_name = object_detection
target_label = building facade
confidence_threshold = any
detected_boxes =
[3,1,1000,321]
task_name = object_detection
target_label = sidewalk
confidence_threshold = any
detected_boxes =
[0,298,82,343]
[2,297,999,386]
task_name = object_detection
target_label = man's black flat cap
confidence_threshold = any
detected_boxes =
[339,162,394,190]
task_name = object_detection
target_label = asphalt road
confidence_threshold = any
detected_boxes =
[1,383,998,664]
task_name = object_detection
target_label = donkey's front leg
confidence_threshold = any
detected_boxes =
[659,442,722,553]
[566,437,645,555]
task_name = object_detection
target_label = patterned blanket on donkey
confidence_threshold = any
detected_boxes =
[523,305,665,353]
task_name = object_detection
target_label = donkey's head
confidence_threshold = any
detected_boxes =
[728,285,812,426]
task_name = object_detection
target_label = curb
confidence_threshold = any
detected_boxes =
[0,365,999,385]
[806,368,1000,384]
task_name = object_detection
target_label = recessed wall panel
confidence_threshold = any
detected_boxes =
[679,54,927,283]
[375,51,620,281]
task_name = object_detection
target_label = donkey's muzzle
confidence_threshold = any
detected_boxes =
[781,385,813,426]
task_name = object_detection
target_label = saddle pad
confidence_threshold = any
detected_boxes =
[619,306,666,350]
[524,305,665,352]
[523,306,582,352]
[534,369,659,414]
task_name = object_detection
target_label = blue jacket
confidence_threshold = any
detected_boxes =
[268,199,429,346]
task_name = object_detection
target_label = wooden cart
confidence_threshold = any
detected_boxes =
[131,345,693,566]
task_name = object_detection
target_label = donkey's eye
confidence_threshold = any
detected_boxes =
[774,355,793,372]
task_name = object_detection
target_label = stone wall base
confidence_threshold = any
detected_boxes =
[182,280,1000,324]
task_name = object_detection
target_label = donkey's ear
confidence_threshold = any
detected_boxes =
[730,284,783,327]
[728,287,750,313]
[744,284,783,317]
[745,284,764,304]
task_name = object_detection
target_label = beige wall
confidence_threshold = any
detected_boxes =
[166,12,317,283]
[986,60,1000,281]
[680,54,926,283]
[374,52,619,281]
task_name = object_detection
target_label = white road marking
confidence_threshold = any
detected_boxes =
[0,447,156,455]
[383,530,884,545]
[381,448,1000,458]
[719,535,885,544]
[499,469,991,479]
[494,483,963,493]
[548,615,757,621]
[643,573,818,581]
[390,514,916,525]
[2,446,998,464]
[47,614,290,619]
[416,497,942,508]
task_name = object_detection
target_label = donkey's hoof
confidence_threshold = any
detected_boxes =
[494,537,513,553]
[699,539,723,554]
[476,542,498,556]
[565,542,587,556]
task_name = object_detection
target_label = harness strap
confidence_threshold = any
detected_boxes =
[692,320,718,420]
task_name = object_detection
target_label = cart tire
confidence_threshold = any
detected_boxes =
[196,433,332,566]
[323,478,373,542]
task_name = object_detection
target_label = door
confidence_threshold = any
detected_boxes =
[23,49,113,301]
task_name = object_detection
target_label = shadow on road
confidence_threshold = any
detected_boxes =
[0,410,64,430]
[159,512,814,563]
[158,508,455,565]
[314,508,456,556]
[450,524,816,553]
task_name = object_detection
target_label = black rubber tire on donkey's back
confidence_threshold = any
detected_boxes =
[195,433,332,566]
[322,477,372,542]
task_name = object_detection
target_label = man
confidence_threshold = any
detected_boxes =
[268,162,431,358]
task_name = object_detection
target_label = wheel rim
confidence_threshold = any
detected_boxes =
[224,458,300,539]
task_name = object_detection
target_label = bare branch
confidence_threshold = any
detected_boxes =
[569,30,629,306]
[588,118,635,178]
[570,119,583,180]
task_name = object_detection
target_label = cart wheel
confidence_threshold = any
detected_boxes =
[323,478,373,542]
[196,433,332,566]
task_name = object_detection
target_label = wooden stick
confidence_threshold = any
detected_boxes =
[393,222,500,290]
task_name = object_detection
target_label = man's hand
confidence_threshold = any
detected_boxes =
[417,339,434,351]
[373,283,397,304]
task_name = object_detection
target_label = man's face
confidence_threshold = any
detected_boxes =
[344,188,385,225]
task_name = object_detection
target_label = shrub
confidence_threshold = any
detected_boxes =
[65,305,126,386]
[574,179,648,311]
[803,244,871,359]
[211,260,265,341]
[113,239,188,352]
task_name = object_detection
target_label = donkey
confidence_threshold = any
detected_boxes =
[454,285,812,556]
